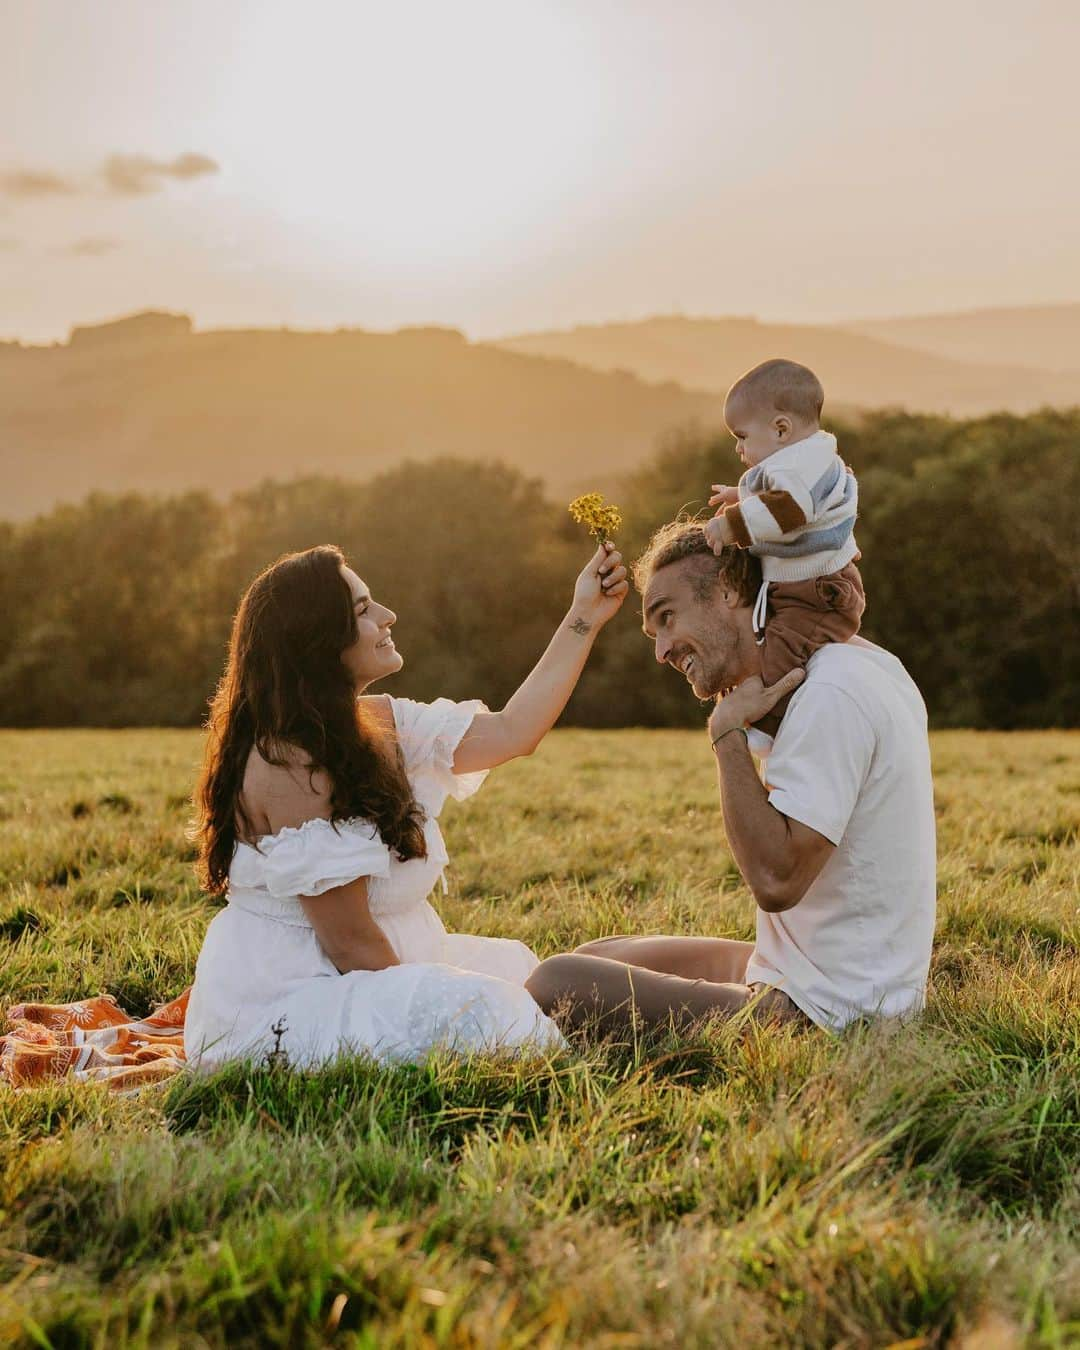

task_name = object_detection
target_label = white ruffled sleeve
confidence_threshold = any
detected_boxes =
[260,817,393,898]
[389,696,490,810]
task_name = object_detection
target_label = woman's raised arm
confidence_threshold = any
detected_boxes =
[451,543,628,775]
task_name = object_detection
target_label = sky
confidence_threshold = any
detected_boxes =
[2,0,1078,343]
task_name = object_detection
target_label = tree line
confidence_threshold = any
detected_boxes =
[2,409,1076,729]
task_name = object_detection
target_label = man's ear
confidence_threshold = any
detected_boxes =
[720,588,742,611]
[772,414,792,442]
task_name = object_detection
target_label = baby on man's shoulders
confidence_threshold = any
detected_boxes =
[704,358,864,729]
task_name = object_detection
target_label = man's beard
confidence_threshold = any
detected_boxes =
[691,627,744,703]
[696,669,737,706]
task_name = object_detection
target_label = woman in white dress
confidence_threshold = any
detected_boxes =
[184,538,628,1069]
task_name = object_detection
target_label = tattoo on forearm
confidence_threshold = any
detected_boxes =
[569,618,592,636]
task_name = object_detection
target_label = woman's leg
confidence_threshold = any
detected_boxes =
[440,932,539,985]
[525,951,801,1037]
[573,935,755,986]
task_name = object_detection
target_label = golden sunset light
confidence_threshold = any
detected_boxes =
[3,0,1079,342]
[2,4,1079,1343]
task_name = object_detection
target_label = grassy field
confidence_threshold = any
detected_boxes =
[0,727,1077,1348]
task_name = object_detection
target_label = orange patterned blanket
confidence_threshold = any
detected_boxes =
[0,990,190,1092]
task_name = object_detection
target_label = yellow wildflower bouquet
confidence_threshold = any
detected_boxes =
[568,492,622,544]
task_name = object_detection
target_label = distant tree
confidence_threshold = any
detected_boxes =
[0,413,1075,728]
[856,410,1080,726]
[351,458,579,708]
[0,492,220,725]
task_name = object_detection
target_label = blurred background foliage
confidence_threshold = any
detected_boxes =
[2,408,1077,729]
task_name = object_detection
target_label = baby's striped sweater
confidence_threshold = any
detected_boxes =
[722,430,859,583]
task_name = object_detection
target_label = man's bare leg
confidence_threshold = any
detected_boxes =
[525,951,802,1037]
[573,934,755,985]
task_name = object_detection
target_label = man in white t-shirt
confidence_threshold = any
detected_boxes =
[526,521,936,1034]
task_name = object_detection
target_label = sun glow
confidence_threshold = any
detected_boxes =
[3,0,1079,341]
[216,5,624,269]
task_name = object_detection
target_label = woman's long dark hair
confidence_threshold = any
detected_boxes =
[195,545,426,894]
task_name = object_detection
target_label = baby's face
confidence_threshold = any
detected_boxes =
[723,398,782,468]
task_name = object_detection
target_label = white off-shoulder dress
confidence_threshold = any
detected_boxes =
[184,697,565,1068]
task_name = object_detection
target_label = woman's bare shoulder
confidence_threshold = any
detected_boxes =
[240,742,333,837]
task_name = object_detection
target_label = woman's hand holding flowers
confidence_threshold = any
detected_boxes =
[571,542,629,628]
[567,494,627,629]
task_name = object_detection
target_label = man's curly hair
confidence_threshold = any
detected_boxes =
[631,518,761,607]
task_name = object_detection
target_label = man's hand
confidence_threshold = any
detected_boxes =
[708,484,741,509]
[708,670,805,742]
[703,514,733,555]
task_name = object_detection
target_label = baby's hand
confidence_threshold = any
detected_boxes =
[703,515,733,555]
[708,484,740,509]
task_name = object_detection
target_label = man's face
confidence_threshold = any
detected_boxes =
[642,559,753,699]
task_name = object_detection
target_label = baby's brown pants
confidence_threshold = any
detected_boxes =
[754,562,866,733]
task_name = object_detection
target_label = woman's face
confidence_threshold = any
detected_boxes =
[338,565,402,688]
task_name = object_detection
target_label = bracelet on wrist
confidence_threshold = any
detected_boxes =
[710,725,748,752]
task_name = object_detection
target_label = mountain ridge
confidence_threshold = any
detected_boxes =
[7,304,1079,522]
[2,318,726,520]
[838,303,1080,372]
[493,313,1080,413]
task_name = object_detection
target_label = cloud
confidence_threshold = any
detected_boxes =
[1,153,220,200]
[1,169,77,198]
[64,237,121,257]
[102,152,219,196]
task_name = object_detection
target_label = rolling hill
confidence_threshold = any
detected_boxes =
[840,304,1080,372]
[1,314,726,519]
[494,315,1080,414]
[7,305,1080,522]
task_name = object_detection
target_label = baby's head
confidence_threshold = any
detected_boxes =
[723,359,824,468]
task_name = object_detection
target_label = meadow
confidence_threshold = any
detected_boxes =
[0,726,1077,1347]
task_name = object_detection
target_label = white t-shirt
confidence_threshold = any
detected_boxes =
[743,641,936,1030]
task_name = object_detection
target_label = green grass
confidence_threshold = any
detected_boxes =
[0,727,1077,1348]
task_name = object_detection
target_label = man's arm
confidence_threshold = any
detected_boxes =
[707,671,833,912]
[712,729,834,911]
